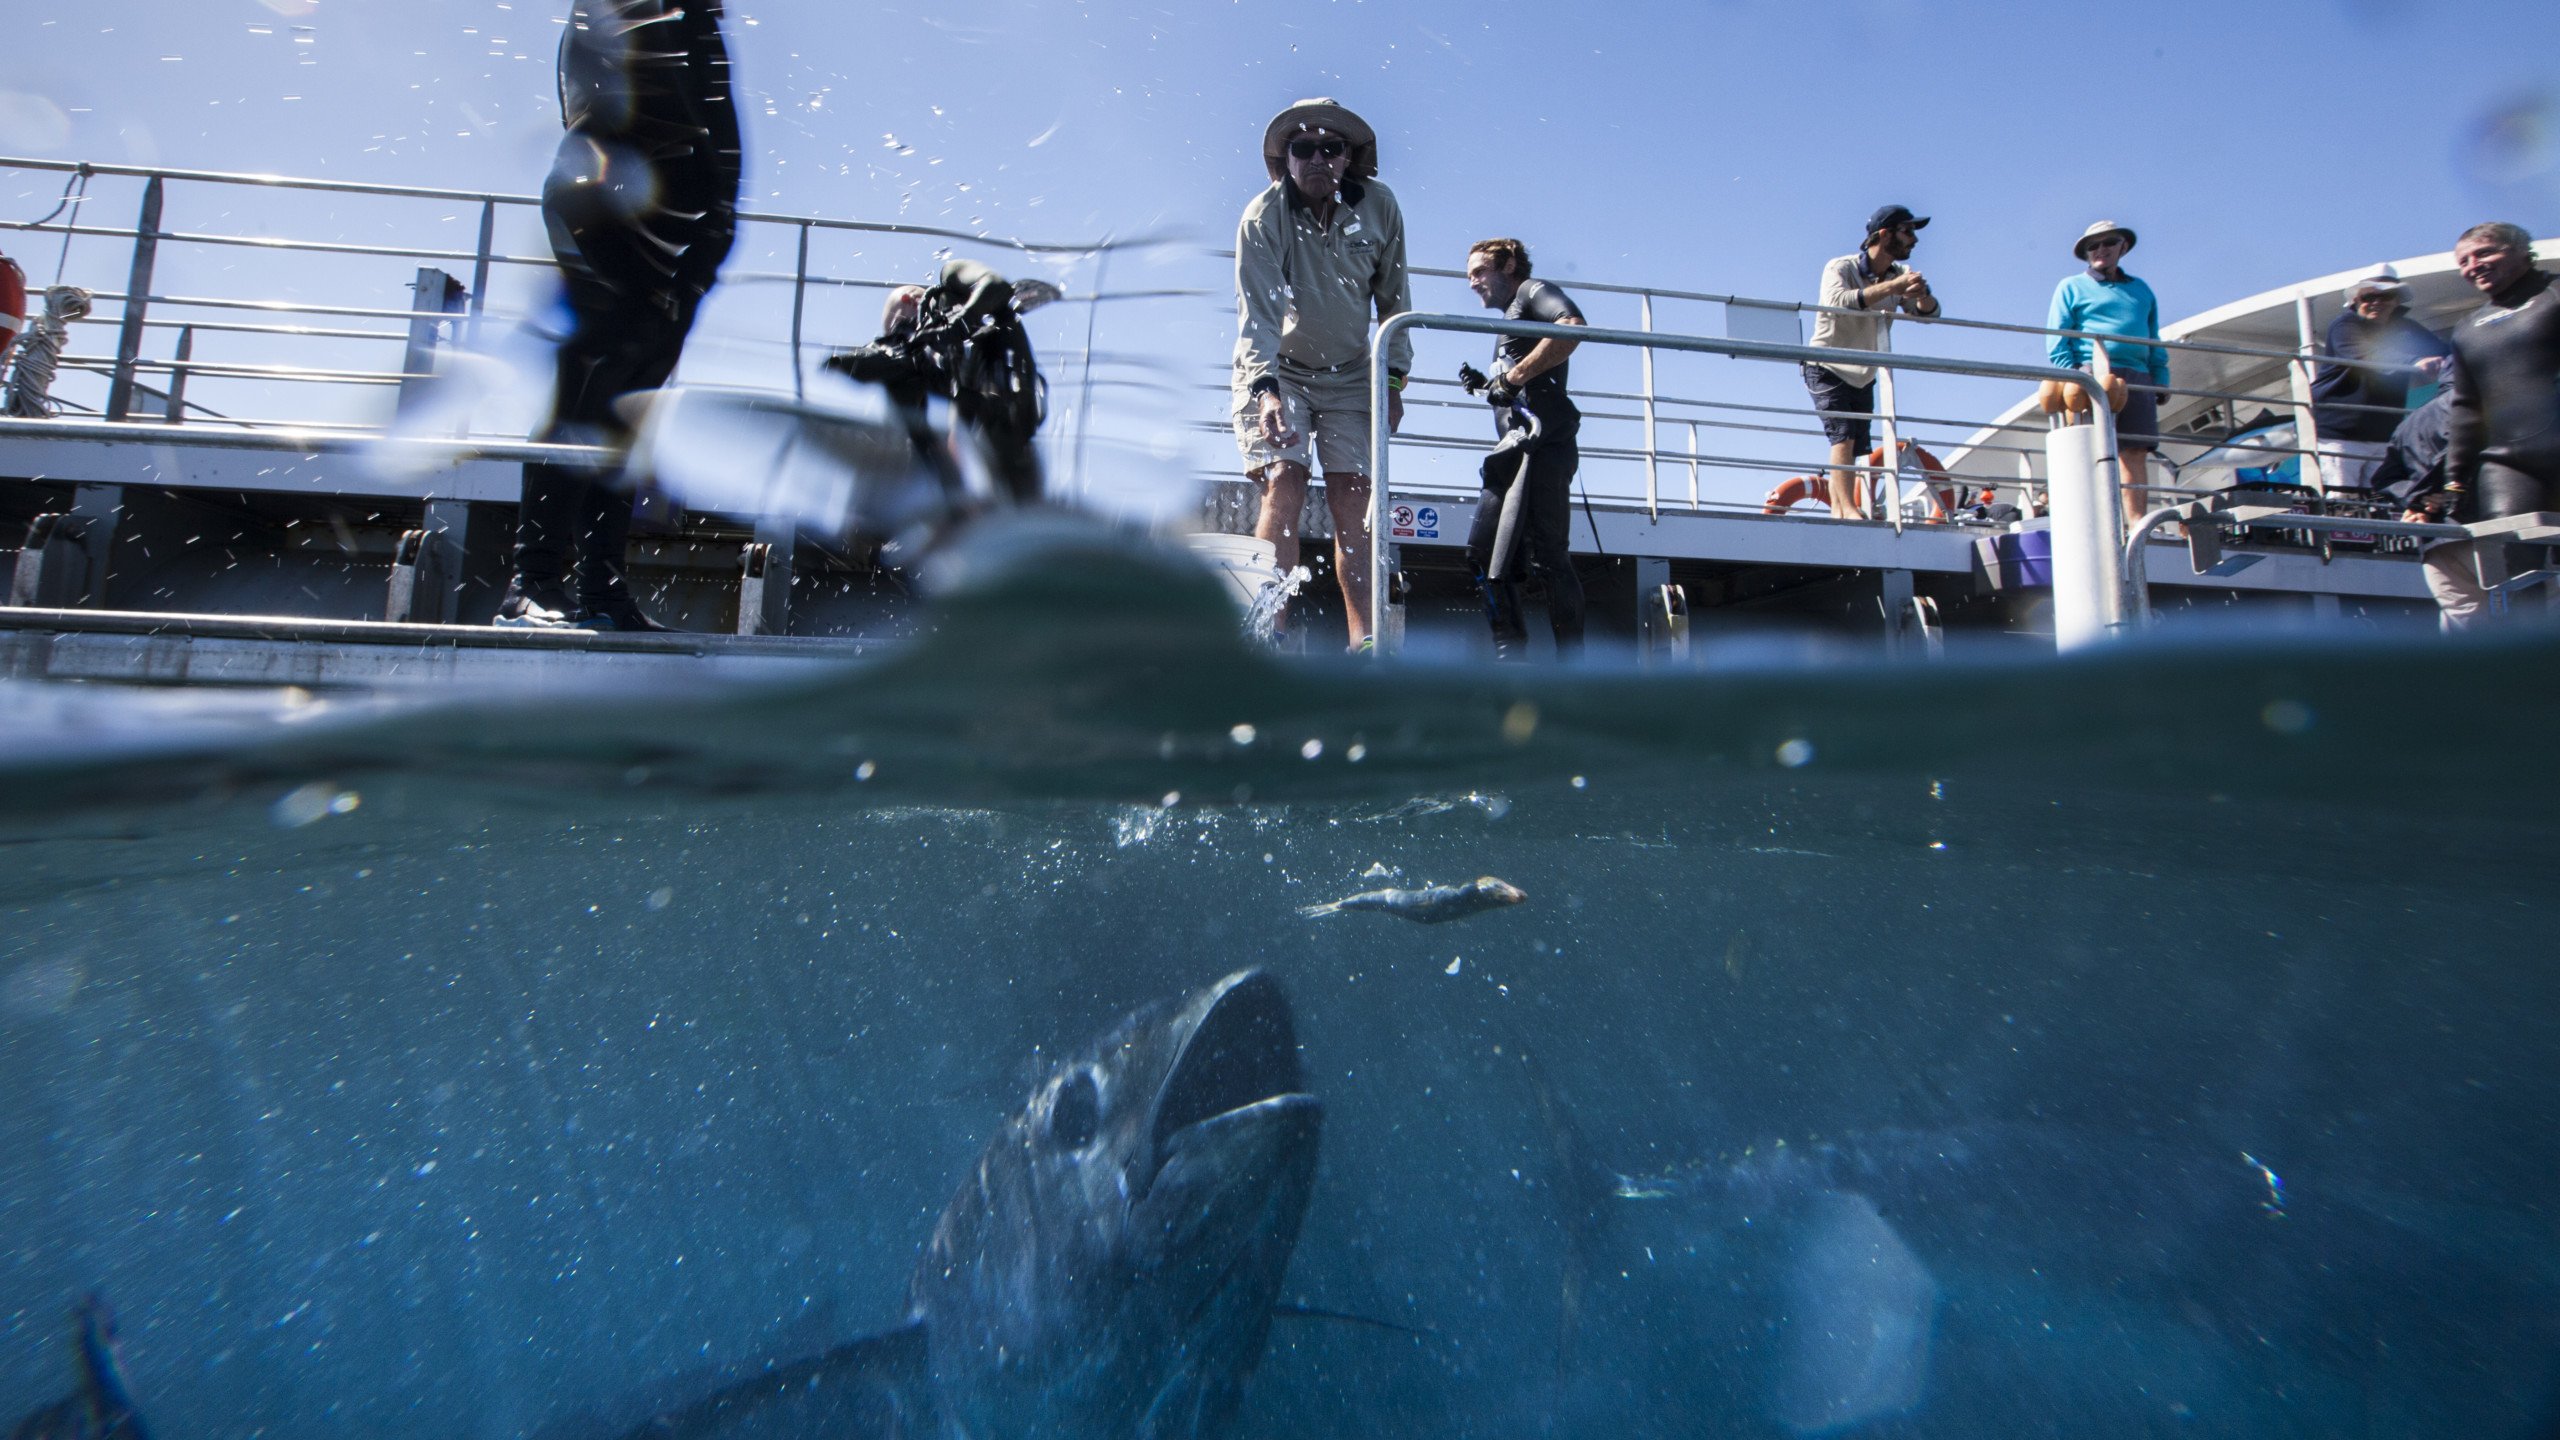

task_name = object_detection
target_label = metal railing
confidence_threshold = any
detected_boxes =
[2,155,1175,496]
[1367,313,2127,652]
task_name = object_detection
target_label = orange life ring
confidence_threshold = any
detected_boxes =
[0,256,26,356]
[1762,473,1830,514]
[1866,442,1959,521]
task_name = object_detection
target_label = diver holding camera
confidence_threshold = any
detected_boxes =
[824,257,1054,506]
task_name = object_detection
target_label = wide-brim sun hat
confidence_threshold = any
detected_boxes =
[2347,264,2408,299]
[1263,98,1378,183]
[2073,220,2138,260]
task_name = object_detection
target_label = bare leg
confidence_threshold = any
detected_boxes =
[1826,440,1864,520]
[1323,471,1375,649]
[2120,447,2152,528]
[1251,460,1311,637]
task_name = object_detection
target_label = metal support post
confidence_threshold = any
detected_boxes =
[747,518,795,635]
[67,482,125,607]
[467,200,496,346]
[164,325,193,422]
[1877,567,1916,656]
[399,267,467,419]
[790,222,811,403]
[2289,294,2328,498]
[1877,367,1903,534]
[104,176,163,421]
[2043,416,2127,650]
[1638,291,1660,521]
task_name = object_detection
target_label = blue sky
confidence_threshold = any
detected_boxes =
[4,0,2556,504]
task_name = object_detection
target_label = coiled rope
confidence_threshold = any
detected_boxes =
[5,285,95,418]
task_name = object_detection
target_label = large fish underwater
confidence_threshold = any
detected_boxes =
[595,968,1323,1440]
[1522,1057,2560,1438]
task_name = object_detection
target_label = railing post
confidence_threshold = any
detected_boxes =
[789,221,811,402]
[466,199,496,346]
[1877,366,1903,535]
[1638,290,1659,522]
[1368,314,1412,656]
[1685,419,1700,510]
[104,175,163,421]
[164,325,193,423]
[2288,294,2327,498]
[2045,401,2127,651]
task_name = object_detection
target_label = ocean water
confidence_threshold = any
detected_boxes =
[2,532,2555,1439]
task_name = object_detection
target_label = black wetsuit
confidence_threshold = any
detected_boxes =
[513,0,742,615]
[2445,267,2560,519]
[1466,277,1586,658]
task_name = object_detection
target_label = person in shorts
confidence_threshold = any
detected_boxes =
[2047,221,2168,528]
[1802,204,1939,519]
[1231,98,1411,650]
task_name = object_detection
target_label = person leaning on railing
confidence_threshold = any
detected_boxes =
[2415,221,2560,631]
[1803,205,1939,521]
[2308,266,2450,492]
[2047,220,2167,529]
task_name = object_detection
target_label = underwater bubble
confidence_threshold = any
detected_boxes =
[1570,775,1587,790]
[1444,957,1462,975]
[1345,741,1368,763]
[2261,700,2313,735]
[856,761,878,781]
[646,888,673,912]
[1775,738,1815,768]
[2461,92,2559,188]
[1229,724,1257,746]
[1299,739,1323,760]
[2,955,87,1018]
[271,781,358,828]
[1501,702,1539,745]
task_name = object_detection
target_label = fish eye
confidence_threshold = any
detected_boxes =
[1048,1069,1102,1150]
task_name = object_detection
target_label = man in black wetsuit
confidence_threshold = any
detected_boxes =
[498,0,742,631]
[1459,238,1586,661]
[2419,222,2558,629]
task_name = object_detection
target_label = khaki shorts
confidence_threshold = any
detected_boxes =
[1232,362,1375,477]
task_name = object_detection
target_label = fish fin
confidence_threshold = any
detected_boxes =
[1512,1046,1617,1379]
[1269,1303,1438,1342]
[1767,1191,1938,1436]
[4,1294,148,1440]
[1295,901,1343,919]
[608,1323,934,1440]
[73,1294,148,1440]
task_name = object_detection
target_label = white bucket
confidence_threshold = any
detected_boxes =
[1181,532,1285,611]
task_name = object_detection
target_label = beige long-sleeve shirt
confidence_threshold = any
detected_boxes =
[1232,178,1412,393]
[1808,250,1926,387]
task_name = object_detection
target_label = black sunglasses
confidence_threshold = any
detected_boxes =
[1287,138,1348,161]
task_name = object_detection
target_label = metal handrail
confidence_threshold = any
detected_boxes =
[0,414,613,468]
[2,154,1125,254]
[1366,313,2122,653]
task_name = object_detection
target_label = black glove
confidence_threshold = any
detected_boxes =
[1455,362,1489,395]
[1482,373,1520,409]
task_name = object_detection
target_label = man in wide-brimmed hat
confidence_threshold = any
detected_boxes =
[2308,265,2451,492]
[2046,220,2168,527]
[1231,97,1412,652]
